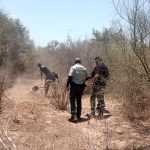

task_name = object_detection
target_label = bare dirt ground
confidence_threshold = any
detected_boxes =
[0,78,150,150]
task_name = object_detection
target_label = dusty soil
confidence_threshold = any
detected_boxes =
[0,78,150,150]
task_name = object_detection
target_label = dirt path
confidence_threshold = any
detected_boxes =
[0,78,150,150]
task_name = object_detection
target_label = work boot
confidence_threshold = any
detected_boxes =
[103,108,110,113]
[77,115,81,121]
[68,115,77,123]
[76,113,81,120]
[73,115,78,123]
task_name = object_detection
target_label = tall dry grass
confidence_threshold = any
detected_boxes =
[49,80,69,111]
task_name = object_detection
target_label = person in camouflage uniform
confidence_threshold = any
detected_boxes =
[90,57,109,117]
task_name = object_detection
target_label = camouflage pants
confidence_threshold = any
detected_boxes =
[90,85,105,111]
[45,79,56,96]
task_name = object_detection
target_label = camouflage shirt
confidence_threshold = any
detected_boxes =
[91,62,109,86]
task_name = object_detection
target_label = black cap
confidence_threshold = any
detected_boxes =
[37,63,42,67]
[95,56,102,62]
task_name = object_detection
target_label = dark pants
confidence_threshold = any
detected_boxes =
[70,84,84,118]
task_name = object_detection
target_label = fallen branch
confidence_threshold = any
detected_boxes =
[0,131,17,150]
[0,91,13,102]
[0,138,9,150]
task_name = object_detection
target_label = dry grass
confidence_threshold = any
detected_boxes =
[0,74,6,113]
[0,79,149,150]
[50,81,69,111]
[122,76,150,121]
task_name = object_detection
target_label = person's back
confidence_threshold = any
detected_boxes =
[38,63,51,79]
[40,66,50,77]
[66,57,88,123]
[70,63,88,85]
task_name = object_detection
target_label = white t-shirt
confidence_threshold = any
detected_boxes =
[69,63,88,84]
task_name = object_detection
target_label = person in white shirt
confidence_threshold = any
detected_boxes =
[66,57,88,123]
